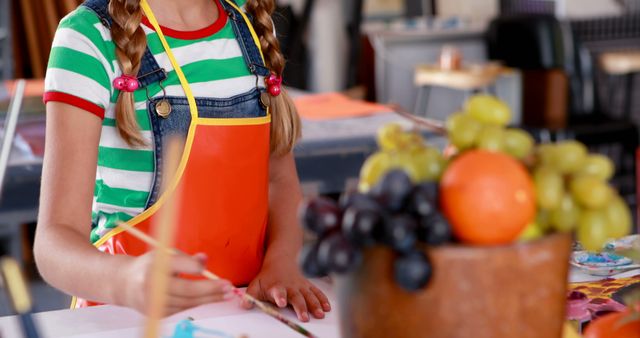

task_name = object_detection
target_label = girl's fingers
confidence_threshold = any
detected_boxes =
[310,285,331,312]
[169,253,207,275]
[240,296,253,309]
[300,288,324,319]
[288,290,309,322]
[268,286,288,308]
[241,282,261,309]
[168,277,233,298]
[165,307,183,316]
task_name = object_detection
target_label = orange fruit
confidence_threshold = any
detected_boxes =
[583,310,640,338]
[440,150,536,245]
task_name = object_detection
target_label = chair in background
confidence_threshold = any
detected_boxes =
[413,62,512,117]
[487,14,640,225]
[600,51,640,121]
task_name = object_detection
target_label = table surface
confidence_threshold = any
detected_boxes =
[5,111,430,161]
[1,111,436,215]
[1,269,639,338]
[0,281,340,338]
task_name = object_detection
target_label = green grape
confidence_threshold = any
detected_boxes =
[570,175,613,209]
[402,131,426,152]
[537,143,558,167]
[377,123,403,151]
[549,193,580,232]
[553,141,588,174]
[465,95,512,126]
[576,154,615,181]
[477,126,505,152]
[605,196,632,239]
[412,147,446,182]
[446,112,467,131]
[395,152,421,183]
[536,209,552,232]
[518,222,544,242]
[577,209,610,252]
[359,151,394,192]
[448,114,482,150]
[533,166,564,210]
[503,128,534,159]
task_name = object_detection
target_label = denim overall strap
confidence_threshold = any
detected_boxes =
[81,0,167,88]
[218,0,271,77]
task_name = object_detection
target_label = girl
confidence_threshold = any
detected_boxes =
[34,0,330,322]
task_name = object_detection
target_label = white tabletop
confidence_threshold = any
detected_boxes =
[0,281,340,338]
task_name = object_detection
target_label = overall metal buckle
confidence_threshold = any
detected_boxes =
[145,71,172,118]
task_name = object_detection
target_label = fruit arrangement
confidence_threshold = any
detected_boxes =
[299,94,633,292]
[299,171,448,291]
[529,143,632,251]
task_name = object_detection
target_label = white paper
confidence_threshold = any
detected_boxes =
[66,313,339,338]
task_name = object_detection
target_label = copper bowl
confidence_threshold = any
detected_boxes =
[336,233,572,338]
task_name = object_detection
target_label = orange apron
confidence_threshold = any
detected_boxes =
[73,0,270,308]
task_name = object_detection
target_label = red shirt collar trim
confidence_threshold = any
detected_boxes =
[141,0,227,40]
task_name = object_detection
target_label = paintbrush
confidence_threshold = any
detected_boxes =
[388,103,447,135]
[0,257,41,338]
[117,222,319,338]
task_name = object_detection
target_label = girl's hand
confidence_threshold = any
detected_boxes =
[242,260,331,322]
[116,252,234,315]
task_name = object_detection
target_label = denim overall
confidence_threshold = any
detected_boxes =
[74,0,272,308]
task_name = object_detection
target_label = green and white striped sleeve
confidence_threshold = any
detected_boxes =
[44,7,115,119]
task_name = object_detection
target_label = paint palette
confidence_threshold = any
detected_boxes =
[571,251,640,276]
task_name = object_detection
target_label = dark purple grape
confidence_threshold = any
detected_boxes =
[299,197,341,236]
[417,213,452,246]
[339,192,381,210]
[383,215,417,252]
[317,233,361,274]
[372,170,413,212]
[342,206,383,246]
[340,192,368,210]
[394,250,432,291]
[299,242,327,278]
[406,183,439,217]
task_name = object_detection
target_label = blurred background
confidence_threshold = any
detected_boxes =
[1,0,640,314]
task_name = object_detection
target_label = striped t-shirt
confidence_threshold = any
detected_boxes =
[44,0,264,243]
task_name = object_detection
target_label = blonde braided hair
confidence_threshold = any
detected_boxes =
[109,0,147,146]
[246,0,301,156]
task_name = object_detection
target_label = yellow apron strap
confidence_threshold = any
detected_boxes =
[221,0,266,64]
[140,0,198,119]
